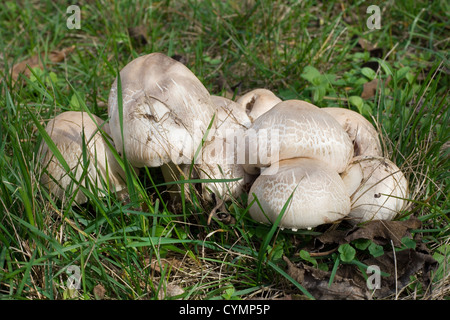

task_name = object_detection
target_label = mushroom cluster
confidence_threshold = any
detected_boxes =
[245,102,409,229]
[39,52,409,230]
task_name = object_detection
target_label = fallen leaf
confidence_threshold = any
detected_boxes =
[362,248,438,298]
[316,229,347,245]
[93,284,106,300]
[344,217,422,247]
[361,75,391,99]
[283,256,370,300]
[357,38,376,51]
[356,38,383,58]
[361,79,379,99]
[10,46,75,83]
[287,217,437,299]
[157,283,184,300]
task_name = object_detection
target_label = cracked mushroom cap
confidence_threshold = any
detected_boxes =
[249,158,351,230]
[236,88,282,122]
[39,111,127,204]
[244,100,354,175]
[340,155,409,223]
[322,107,382,157]
[108,52,217,168]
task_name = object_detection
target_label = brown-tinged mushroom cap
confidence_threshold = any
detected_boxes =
[39,111,127,204]
[244,100,354,174]
[249,158,351,230]
[236,88,282,122]
[322,107,382,157]
[340,155,409,223]
[108,52,217,168]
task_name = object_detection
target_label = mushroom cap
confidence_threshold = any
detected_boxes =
[108,52,217,168]
[39,111,127,204]
[340,155,409,223]
[244,100,354,174]
[236,88,282,122]
[322,107,382,157]
[249,158,351,230]
[210,95,252,128]
[199,96,251,200]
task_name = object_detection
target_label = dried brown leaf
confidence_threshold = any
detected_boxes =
[362,249,438,298]
[344,217,422,247]
[358,38,376,51]
[157,283,184,300]
[11,46,75,83]
[361,75,391,99]
[93,284,106,300]
[361,78,379,99]
[283,256,370,300]
[316,229,347,245]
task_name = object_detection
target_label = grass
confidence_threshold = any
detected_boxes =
[0,0,448,300]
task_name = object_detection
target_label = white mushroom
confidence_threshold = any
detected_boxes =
[244,100,354,175]
[322,107,382,157]
[340,155,409,223]
[108,52,217,168]
[108,53,250,201]
[249,158,351,231]
[210,95,251,129]
[236,88,282,122]
[39,111,127,204]
[199,96,251,200]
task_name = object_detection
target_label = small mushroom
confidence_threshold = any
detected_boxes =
[340,155,409,223]
[322,107,382,157]
[39,111,127,204]
[244,100,354,175]
[249,158,351,231]
[236,88,281,122]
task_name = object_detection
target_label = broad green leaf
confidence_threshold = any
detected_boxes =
[299,250,318,267]
[353,239,371,250]
[301,65,321,83]
[349,95,364,110]
[338,244,356,262]
[396,66,411,80]
[368,242,384,257]
[401,237,416,249]
[361,67,376,80]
